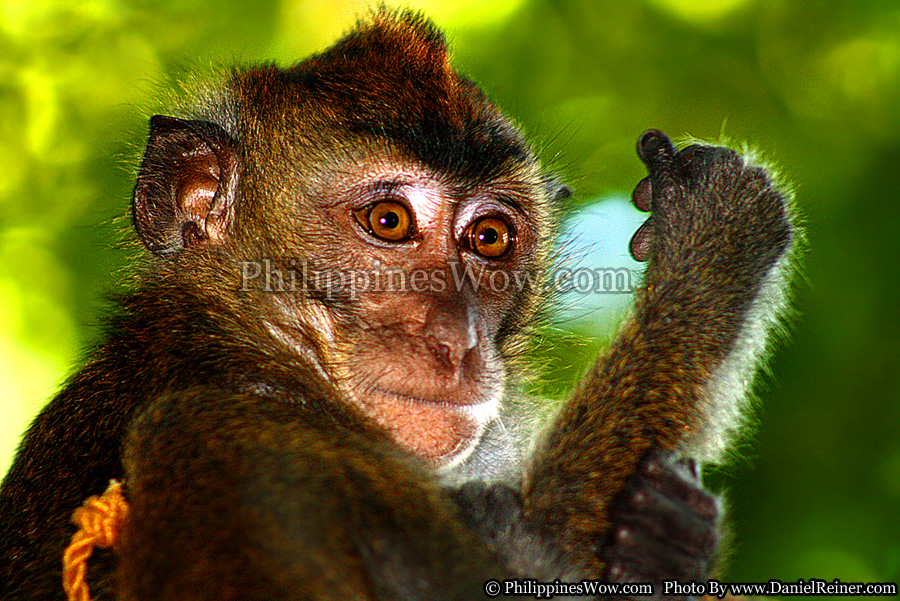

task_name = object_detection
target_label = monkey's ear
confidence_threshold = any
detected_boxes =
[132,115,239,256]
[545,177,572,204]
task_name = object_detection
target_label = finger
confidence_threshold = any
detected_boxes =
[631,177,652,212]
[629,220,653,262]
[637,129,676,169]
[637,130,679,202]
[613,484,718,560]
[642,454,719,521]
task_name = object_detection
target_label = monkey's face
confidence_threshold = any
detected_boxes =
[246,150,549,468]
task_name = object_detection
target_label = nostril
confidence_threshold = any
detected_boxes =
[426,338,454,370]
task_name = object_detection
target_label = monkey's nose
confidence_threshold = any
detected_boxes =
[423,324,481,382]
[420,294,479,374]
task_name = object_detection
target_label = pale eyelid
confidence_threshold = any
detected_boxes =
[351,176,446,232]
[453,199,523,242]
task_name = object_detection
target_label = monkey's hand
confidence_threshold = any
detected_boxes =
[629,129,793,290]
[601,450,720,601]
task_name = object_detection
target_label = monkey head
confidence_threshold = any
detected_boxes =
[131,12,562,468]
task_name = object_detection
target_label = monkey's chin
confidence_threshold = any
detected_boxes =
[357,389,500,467]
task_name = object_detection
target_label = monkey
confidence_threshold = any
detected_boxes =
[0,9,795,601]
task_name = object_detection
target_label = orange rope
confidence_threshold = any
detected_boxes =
[62,480,129,601]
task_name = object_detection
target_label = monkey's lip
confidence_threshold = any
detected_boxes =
[367,385,488,409]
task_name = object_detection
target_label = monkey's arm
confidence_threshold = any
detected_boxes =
[119,388,511,601]
[525,130,795,576]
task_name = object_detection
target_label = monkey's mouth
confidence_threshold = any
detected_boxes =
[355,386,500,465]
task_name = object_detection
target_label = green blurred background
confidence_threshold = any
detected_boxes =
[1,0,898,592]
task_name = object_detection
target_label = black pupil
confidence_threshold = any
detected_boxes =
[379,211,400,229]
[478,227,499,245]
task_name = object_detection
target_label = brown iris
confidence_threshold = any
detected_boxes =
[355,201,413,242]
[464,216,512,258]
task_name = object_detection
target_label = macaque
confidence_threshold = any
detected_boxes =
[0,9,795,601]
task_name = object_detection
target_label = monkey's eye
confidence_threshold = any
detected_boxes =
[463,216,513,259]
[354,201,413,242]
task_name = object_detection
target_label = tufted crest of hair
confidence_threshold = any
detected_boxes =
[214,9,536,184]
